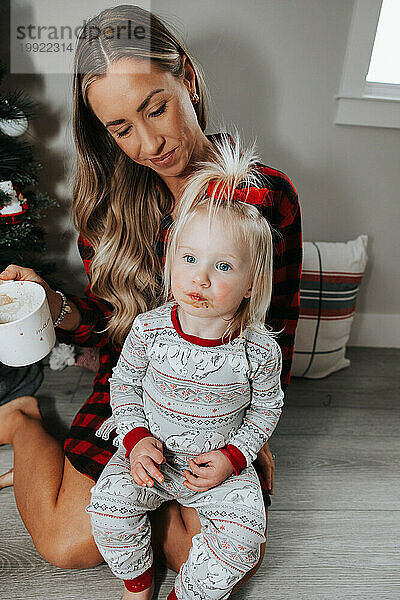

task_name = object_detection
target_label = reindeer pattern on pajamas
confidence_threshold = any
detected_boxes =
[86,302,284,599]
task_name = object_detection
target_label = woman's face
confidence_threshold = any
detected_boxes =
[87,57,209,185]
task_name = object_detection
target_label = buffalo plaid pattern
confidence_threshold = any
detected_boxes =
[56,134,302,483]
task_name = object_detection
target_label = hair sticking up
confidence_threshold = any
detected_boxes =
[164,132,275,341]
[177,130,262,222]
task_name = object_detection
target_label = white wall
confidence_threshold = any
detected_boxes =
[3,0,400,346]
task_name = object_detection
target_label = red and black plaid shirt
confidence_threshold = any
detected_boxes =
[57,134,302,482]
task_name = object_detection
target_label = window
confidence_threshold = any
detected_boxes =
[336,0,400,129]
[367,0,400,86]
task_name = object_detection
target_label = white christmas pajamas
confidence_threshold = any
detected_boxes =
[86,302,284,599]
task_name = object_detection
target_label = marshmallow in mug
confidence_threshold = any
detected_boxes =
[0,281,56,367]
[0,292,35,324]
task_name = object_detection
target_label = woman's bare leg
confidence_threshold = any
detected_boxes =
[0,396,102,569]
[1,395,267,589]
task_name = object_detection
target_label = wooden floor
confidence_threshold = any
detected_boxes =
[0,347,399,599]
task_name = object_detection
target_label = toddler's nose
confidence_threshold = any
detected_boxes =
[192,269,210,287]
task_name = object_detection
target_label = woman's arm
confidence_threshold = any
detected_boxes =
[268,188,302,390]
[55,235,114,348]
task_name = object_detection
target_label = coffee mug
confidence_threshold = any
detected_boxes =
[0,280,56,367]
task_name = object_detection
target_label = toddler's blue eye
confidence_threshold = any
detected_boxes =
[184,255,196,263]
[217,262,231,272]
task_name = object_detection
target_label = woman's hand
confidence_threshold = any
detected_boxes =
[129,437,166,488]
[183,450,234,492]
[0,264,62,321]
[257,441,275,494]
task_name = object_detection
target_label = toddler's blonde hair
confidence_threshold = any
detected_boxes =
[164,132,274,341]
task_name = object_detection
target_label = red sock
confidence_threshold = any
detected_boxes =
[124,565,154,592]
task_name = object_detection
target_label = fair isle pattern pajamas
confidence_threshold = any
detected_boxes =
[86,302,284,599]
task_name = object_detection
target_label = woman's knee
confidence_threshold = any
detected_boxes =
[35,525,102,570]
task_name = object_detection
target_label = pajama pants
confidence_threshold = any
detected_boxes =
[86,448,266,600]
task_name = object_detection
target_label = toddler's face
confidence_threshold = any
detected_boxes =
[170,211,253,322]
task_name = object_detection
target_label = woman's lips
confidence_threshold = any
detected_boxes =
[150,147,178,167]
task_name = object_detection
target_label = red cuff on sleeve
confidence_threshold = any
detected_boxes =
[220,444,247,475]
[124,565,154,592]
[123,427,152,458]
[167,587,178,600]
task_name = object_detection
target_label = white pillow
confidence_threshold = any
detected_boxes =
[291,235,368,379]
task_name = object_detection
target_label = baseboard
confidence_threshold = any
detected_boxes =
[349,313,400,348]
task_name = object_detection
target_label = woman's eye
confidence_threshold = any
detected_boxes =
[149,102,166,118]
[114,103,166,138]
[183,255,196,264]
[116,126,132,139]
[216,262,231,272]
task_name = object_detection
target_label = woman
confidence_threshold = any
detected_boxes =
[0,4,301,591]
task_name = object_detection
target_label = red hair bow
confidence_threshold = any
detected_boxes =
[206,181,268,206]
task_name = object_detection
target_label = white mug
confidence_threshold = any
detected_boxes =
[0,280,56,367]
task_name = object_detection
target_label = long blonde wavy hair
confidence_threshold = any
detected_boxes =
[164,133,274,341]
[72,5,208,346]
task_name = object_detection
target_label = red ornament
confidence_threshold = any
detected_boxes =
[0,181,29,224]
[0,201,29,224]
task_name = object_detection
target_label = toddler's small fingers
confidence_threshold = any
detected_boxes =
[132,473,144,487]
[193,452,213,466]
[154,439,165,458]
[146,464,164,483]
[150,448,166,465]
[184,471,210,488]
[183,480,210,493]
[183,470,198,485]
[140,456,164,482]
[188,460,207,476]
[134,463,154,487]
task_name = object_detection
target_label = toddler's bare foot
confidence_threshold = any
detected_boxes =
[0,396,41,445]
[0,468,13,489]
[120,581,154,600]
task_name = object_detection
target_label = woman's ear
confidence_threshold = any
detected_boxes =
[181,54,196,94]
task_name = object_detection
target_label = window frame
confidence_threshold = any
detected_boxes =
[335,0,400,129]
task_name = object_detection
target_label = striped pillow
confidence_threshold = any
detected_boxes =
[291,235,368,378]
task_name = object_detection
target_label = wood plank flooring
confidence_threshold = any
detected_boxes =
[0,347,399,599]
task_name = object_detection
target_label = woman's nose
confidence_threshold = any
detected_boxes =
[139,128,165,158]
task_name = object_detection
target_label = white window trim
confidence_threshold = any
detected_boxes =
[335,0,400,129]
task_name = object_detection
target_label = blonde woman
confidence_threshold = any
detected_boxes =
[0,4,301,589]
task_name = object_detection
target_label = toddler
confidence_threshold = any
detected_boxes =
[86,137,284,600]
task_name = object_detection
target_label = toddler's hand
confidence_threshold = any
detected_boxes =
[183,450,234,492]
[129,437,166,488]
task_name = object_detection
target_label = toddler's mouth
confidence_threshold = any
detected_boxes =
[182,292,211,308]
[188,293,206,302]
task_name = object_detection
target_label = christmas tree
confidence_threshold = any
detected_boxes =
[0,59,58,407]
[0,60,58,277]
